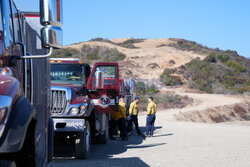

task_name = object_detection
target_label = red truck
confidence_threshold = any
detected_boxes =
[50,58,120,159]
[0,0,63,166]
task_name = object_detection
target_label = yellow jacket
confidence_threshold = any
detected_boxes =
[129,101,140,115]
[147,101,157,115]
[111,102,126,121]
[119,101,126,118]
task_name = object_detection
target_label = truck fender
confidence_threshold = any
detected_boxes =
[0,96,36,153]
[84,101,95,117]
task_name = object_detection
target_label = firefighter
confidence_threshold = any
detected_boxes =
[109,98,128,140]
[146,97,157,137]
[127,96,143,136]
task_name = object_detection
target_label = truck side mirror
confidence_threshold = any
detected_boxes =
[95,70,104,90]
[40,0,63,49]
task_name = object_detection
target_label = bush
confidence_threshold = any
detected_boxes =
[135,81,186,110]
[136,82,159,96]
[51,44,126,63]
[225,60,247,74]
[169,59,176,64]
[86,50,99,60]
[89,37,144,49]
[116,39,144,49]
[89,38,112,43]
[157,44,167,48]
[217,54,230,63]
[204,53,217,63]
[160,69,182,86]
[185,56,249,94]
[51,48,78,58]
[165,38,250,94]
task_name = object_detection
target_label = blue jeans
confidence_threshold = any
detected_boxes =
[127,115,142,135]
[146,114,156,136]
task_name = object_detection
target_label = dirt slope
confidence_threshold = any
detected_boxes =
[65,38,205,79]
[157,86,250,122]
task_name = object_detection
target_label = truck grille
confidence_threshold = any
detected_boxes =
[50,90,67,115]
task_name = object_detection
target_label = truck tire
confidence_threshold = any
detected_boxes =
[99,117,109,144]
[0,161,16,167]
[48,117,54,162]
[75,121,91,159]
[15,122,36,167]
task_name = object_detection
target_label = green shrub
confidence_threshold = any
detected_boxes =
[184,56,249,94]
[160,69,182,86]
[116,39,140,49]
[136,82,159,96]
[157,44,167,48]
[86,50,99,60]
[165,38,250,94]
[51,48,78,58]
[217,54,230,63]
[89,37,144,49]
[225,60,247,74]
[204,53,217,63]
[89,38,112,43]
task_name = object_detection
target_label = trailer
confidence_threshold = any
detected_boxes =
[0,0,63,166]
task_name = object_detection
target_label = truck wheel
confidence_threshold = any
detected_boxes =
[75,121,91,159]
[99,117,109,144]
[48,117,54,162]
[0,161,16,167]
[16,123,36,167]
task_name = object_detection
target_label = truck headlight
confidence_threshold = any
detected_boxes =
[69,107,79,116]
[79,105,86,115]
[0,95,12,138]
[0,108,8,138]
[0,108,7,124]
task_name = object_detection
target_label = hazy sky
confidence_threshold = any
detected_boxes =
[15,0,250,58]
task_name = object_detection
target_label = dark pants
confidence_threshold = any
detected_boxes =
[146,114,156,136]
[110,118,127,139]
[127,115,142,135]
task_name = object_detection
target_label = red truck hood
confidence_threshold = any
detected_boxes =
[51,82,89,104]
[51,82,82,89]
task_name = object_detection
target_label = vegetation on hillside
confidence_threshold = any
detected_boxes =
[135,81,192,110]
[51,44,126,63]
[90,37,144,49]
[168,38,250,70]
[160,69,183,86]
[161,51,250,94]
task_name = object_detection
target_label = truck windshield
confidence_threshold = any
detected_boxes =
[51,63,86,85]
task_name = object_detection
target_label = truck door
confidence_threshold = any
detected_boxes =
[86,62,119,113]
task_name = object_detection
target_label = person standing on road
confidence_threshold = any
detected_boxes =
[146,97,157,137]
[127,96,143,136]
[109,98,128,140]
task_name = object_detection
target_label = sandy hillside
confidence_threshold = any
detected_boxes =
[65,38,205,79]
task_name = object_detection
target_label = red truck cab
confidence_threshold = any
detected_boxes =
[50,58,120,159]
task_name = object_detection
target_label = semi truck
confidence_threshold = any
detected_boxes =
[0,0,63,166]
[49,58,120,159]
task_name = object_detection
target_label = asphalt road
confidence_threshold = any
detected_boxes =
[49,112,250,167]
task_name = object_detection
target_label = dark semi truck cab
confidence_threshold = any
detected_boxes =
[50,58,120,159]
[0,0,63,166]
